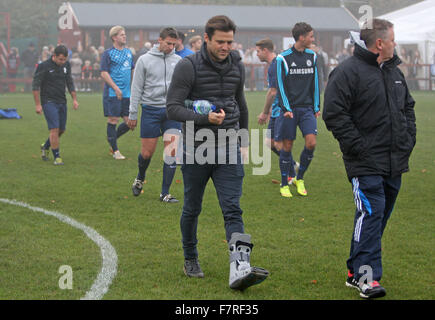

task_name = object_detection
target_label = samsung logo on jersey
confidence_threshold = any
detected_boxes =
[289,68,314,75]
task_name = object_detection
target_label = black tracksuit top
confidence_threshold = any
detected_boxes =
[32,57,75,105]
[323,44,416,180]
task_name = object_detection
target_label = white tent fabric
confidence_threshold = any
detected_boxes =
[379,0,435,62]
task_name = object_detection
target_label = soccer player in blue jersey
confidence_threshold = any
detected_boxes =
[100,26,135,160]
[276,22,320,198]
[175,31,194,58]
[256,38,299,183]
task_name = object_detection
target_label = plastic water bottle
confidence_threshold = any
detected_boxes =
[184,99,217,114]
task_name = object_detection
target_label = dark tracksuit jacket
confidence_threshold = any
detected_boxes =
[32,57,75,104]
[276,46,320,113]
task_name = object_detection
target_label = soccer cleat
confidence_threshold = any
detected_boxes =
[183,259,204,278]
[359,281,386,299]
[113,150,126,160]
[287,176,295,185]
[53,157,64,165]
[41,144,50,161]
[132,179,143,197]
[345,270,359,290]
[280,185,292,198]
[294,178,307,196]
[228,233,269,290]
[160,194,179,203]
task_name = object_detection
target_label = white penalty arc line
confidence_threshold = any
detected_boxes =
[0,198,118,300]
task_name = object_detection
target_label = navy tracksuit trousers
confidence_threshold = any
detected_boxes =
[347,175,402,283]
[180,144,245,260]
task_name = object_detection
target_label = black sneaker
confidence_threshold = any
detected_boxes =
[160,194,179,203]
[345,270,359,290]
[184,259,204,278]
[359,281,386,299]
[132,179,143,197]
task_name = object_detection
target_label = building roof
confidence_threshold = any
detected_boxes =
[69,2,359,31]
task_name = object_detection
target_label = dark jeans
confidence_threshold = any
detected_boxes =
[180,145,245,260]
[347,175,402,282]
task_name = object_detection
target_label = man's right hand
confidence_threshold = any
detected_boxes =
[257,112,269,125]
[208,109,226,125]
[35,104,43,115]
[127,118,137,130]
[115,87,123,100]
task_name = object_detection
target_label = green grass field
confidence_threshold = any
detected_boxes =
[0,91,434,300]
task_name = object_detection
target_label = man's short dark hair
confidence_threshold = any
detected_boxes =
[255,38,274,52]
[176,31,186,43]
[54,45,68,57]
[205,15,236,40]
[292,22,313,42]
[360,19,394,48]
[160,27,178,40]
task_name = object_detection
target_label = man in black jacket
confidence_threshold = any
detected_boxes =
[33,45,79,165]
[166,15,268,290]
[323,19,416,299]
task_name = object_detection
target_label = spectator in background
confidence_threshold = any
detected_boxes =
[398,47,410,79]
[411,49,423,90]
[136,41,152,62]
[21,43,39,92]
[70,52,83,92]
[237,43,245,60]
[92,61,101,92]
[6,47,20,93]
[311,44,326,92]
[188,35,202,52]
[175,30,194,58]
[40,46,50,63]
[81,60,93,91]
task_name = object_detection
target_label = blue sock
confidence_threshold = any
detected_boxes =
[107,123,118,152]
[43,138,50,150]
[288,153,296,178]
[162,155,177,196]
[52,148,60,159]
[116,122,130,138]
[137,153,151,181]
[297,147,314,180]
[279,150,291,186]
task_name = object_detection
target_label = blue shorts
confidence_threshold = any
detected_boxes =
[140,104,181,138]
[274,107,317,141]
[266,116,277,139]
[42,102,67,131]
[103,96,130,118]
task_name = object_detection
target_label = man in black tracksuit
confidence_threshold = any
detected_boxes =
[33,45,79,165]
[323,19,416,299]
[166,15,268,290]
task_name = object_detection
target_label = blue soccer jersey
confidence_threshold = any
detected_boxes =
[268,57,281,118]
[101,47,134,98]
[276,47,320,113]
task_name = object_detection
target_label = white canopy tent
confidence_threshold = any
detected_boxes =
[379,0,435,64]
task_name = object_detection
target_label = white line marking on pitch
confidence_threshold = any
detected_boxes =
[0,198,118,300]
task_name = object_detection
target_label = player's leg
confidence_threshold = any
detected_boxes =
[274,114,296,197]
[104,96,125,159]
[180,162,211,278]
[294,108,317,196]
[131,105,161,196]
[42,102,63,164]
[160,114,182,203]
[117,98,131,138]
